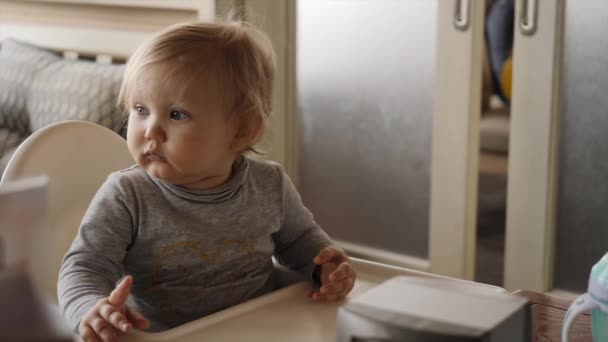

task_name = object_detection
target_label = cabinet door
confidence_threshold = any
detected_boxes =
[505,0,608,294]
[430,0,486,279]
[550,0,608,293]
[504,0,563,292]
[250,0,485,278]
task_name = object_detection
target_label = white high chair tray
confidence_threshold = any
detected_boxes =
[123,258,506,341]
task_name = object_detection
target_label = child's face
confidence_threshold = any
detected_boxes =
[126,63,239,189]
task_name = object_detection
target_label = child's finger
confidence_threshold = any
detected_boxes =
[305,289,315,298]
[321,282,343,295]
[108,276,133,307]
[324,293,338,301]
[329,262,354,281]
[313,247,345,264]
[125,306,151,330]
[311,290,342,302]
[80,325,101,342]
[311,291,328,301]
[337,276,356,297]
[99,303,130,333]
[90,317,116,342]
[98,325,119,342]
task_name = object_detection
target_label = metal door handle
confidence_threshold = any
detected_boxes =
[454,0,470,31]
[520,0,538,35]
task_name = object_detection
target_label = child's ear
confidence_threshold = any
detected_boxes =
[230,115,264,152]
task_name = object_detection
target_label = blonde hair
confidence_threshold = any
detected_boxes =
[118,20,276,153]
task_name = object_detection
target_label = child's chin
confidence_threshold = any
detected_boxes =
[144,166,171,181]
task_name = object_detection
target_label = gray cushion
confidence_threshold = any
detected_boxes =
[0,128,23,157]
[27,59,125,133]
[0,145,19,180]
[0,38,59,138]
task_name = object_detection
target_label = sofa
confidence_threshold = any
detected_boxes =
[0,39,126,177]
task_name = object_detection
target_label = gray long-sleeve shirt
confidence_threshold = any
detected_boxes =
[57,156,333,332]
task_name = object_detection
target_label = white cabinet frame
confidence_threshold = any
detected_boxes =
[504,0,564,292]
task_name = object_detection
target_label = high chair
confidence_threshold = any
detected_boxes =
[0,120,134,303]
[1,121,510,341]
[0,119,306,303]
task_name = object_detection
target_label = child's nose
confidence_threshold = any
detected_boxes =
[144,118,166,143]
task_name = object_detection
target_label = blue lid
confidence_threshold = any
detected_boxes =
[589,253,608,310]
[591,253,608,285]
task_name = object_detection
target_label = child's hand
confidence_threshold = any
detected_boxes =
[307,247,356,301]
[78,276,150,342]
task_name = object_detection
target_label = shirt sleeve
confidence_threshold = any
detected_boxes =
[271,165,335,283]
[57,172,136,332]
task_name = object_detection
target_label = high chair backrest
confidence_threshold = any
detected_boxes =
[0,120,134,303]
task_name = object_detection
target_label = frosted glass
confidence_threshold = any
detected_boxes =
[297,0,436,258]
[553,0,608,292]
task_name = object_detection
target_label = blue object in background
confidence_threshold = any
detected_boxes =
[485,0,514,103]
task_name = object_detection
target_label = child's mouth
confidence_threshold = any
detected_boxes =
[144,151,165,161]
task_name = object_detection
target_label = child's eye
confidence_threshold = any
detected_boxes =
[133,105,148,116]
[169,111,189,121]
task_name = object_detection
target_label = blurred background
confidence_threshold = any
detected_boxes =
[0,0,607,300]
